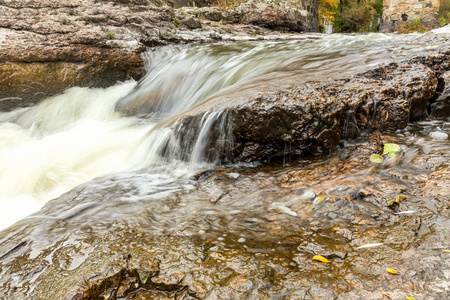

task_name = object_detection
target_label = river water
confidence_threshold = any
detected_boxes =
[0,32,448,230]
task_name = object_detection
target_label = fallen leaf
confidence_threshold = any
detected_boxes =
[381,291,392,299]
[317,195,324,202]
[387,151,399,158]
[406,297,415,300]
[312,255,330,263]
[370,153,384,164]
[386,268,398,274]
[386,195,409,206]
[443,250,450,253]
[382,143,401,155]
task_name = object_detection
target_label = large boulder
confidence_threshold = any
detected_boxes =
[180,0,318,32]
[161,61,438,163]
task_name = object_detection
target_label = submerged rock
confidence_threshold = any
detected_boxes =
[0,127,449,299]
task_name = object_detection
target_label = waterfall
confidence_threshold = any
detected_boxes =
[0,33,444,229]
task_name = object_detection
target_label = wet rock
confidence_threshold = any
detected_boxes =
[0,126,449,299]
[168,60,438,162]
[409,50,450,73]
[430,71,450,119]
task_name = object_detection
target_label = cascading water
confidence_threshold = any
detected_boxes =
[0,33,447,230]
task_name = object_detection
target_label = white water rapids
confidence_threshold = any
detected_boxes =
[0,33,447,229]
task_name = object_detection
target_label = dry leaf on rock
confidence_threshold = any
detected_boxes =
[312,255,330,263]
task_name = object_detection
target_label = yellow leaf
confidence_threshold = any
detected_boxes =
[312,255,330,263]
[386,268,398,274]
[370,153,384,164]
[381,291,392,299]
[406,297,415,300]
[317,195,324,202]
[386,195,409,206]
[382,143,401,155]
[443,250,450,253]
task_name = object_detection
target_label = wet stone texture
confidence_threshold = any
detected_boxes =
[170,54,446,163]
[230,62,437,162]
[0,122,449,299]
[431,71,450,119]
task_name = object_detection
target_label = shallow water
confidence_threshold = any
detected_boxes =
[0,118,448,299]
[0,33,448,230]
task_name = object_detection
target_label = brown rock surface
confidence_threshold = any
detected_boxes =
[431,72,450,119]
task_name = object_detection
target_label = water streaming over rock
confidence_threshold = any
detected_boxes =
[0,33,447,230]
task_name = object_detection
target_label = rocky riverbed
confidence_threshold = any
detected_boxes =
[0,6,450,299]
[0,121,449,299]
[1,48,450,298]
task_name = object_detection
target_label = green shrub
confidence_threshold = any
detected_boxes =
[440,0,450,26]
[172,17,180,27]
[396,18,429,33]
[335,0,374,32]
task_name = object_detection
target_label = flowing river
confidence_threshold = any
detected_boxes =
[0,31,450,299]
[0,33,447,230]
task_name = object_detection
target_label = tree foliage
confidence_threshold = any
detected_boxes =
[319,0,340,24]
[339,0,374,32]
[321,0,383,33]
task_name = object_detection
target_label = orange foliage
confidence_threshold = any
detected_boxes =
[319,0,339,24]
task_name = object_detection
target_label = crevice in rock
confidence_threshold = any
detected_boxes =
[428,74,446,115]
[0,241,29,261]
[71,266,198,300]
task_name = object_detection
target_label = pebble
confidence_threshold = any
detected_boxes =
[429,131,449,140]
[328,212,338,219]
[237,238,246,243]
[226,172,240,179]
[301,190,316,200]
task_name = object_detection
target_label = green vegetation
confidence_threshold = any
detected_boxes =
[172,16,180,27]
[106,30,115,39]
[395,18,430,33]
[439,0,450,26]
[95,17,111,23]
[333,0,383,32]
